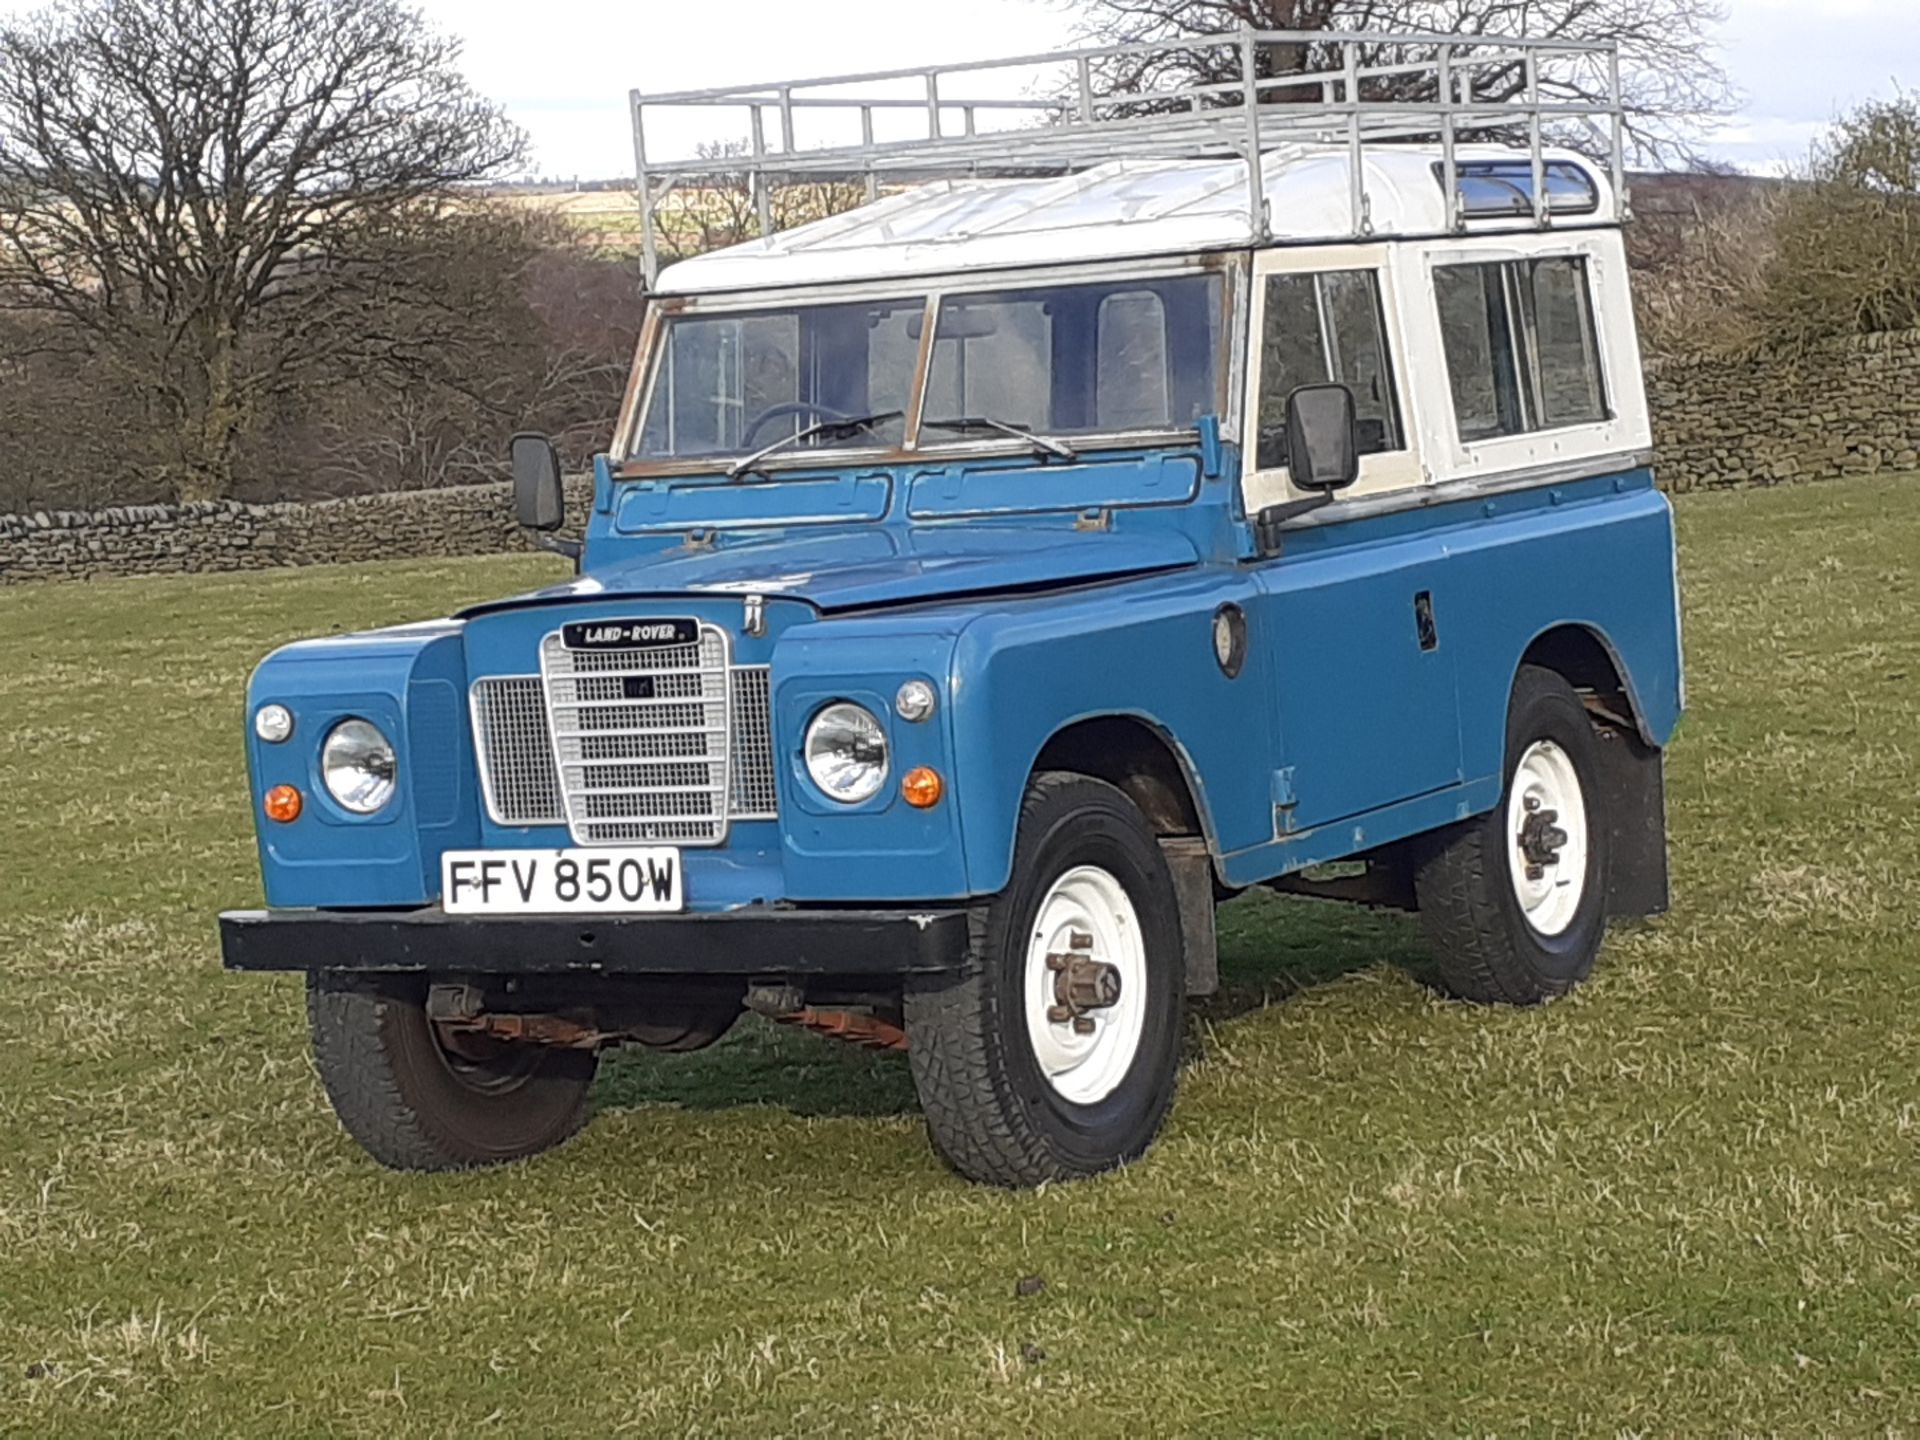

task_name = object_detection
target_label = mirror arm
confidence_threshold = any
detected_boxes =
[530,531,584,566]
[1254,492,1335,555]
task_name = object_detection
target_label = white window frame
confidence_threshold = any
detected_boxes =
[1401,232,1652,485]
[1241,244,1423,516]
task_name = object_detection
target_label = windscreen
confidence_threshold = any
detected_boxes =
[634,296,924,460]
[629,271,1226,468]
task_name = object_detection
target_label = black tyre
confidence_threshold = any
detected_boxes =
[306,973,598,1171]
[904,773,1185,1187]
[1414,664,1612,1005]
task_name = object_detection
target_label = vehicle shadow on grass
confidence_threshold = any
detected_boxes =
[1198,889,1428,1025]
[590,892,1422,1121]
[592,1016,921,1119]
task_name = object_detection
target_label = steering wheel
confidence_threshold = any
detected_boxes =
[739,400,855,449]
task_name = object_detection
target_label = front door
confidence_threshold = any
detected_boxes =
[1242,246,1463,834]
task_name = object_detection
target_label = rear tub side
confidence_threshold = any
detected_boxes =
[1442,475,1683,768]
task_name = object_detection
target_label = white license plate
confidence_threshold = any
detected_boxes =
[441,847,683,915]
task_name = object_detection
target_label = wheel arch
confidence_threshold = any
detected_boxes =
[1028,712,1217,851]
[1024,712,1225,1000]
[1511,624,1672,921]
[1516,622,1657,747]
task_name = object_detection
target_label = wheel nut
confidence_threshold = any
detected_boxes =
[1047,1004,1073,1024]
[1052,956,1124,1020]
[1072,1016,1096,1036]
[1070,931,1093,950]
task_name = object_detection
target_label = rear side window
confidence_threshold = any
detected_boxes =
[1255,270,1402,471]
[1435,257,1608,442]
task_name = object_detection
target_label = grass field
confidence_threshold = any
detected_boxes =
[504,188,648,245]
[2,475,1917,1435]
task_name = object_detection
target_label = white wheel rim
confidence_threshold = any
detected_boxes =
[1023,865,1148,1106]
[1506,739,1590,937]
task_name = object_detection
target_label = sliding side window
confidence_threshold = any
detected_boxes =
[1255,270,1403,472]
[1434,256,1609,443]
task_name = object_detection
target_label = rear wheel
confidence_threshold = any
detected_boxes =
[306,973,597,1171]
[1414,665,1612,1005]
[904,773,1185,1187]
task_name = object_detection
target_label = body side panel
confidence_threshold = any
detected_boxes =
[940,565,1275,896]
[941,467,1680,898]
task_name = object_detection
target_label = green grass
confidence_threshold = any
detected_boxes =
[2,476,1918,1435]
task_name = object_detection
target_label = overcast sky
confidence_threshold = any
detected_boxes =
[3,0,1915,177]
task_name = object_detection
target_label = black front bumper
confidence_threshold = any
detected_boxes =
[219,906,971,978]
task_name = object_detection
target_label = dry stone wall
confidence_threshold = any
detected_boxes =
[1646,329,1920,493]
[0,478,594,584]
[4,330,1917,583]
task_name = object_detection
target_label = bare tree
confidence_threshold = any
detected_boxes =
[652,141,870,264]
[1752,96,1920,346]
[300,205,640,498]
[1627,173,1778,358]
[1054,0,1734,165]
[0,0,525,500]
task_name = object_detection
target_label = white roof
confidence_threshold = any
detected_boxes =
[657,145,1615,296]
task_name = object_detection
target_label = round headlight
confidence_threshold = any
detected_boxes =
[322,719,397,814]
[804,702,888,804]
[254,703,294,743]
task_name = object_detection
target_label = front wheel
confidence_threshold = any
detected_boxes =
[1414,664,1612,1005]
[306,973,598,1171]
[904,773,1185,1187]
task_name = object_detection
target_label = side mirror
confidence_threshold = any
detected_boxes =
[1284,383,1361,493]
[511,432,565,531]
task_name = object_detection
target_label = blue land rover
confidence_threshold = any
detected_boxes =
[221,35,1683,1186]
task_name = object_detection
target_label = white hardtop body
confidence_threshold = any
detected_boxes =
[624,32,1649,536]
[655,144,1617,297]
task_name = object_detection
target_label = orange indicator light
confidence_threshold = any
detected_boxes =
[264,784,303,823]
[902,766,945,809]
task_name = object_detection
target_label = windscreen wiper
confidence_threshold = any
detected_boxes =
[919,415,1078,461]
[726,410,903,481]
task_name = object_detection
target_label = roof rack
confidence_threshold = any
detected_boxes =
[630,27,1628,284]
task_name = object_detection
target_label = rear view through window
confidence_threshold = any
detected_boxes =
[922,274,1223,439]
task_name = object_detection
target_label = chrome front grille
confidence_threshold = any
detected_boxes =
[541,627,731,845]
[469,644,779,842]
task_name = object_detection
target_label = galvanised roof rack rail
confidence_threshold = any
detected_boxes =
[630,27,1628,284]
